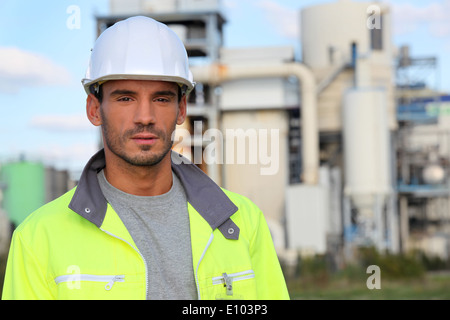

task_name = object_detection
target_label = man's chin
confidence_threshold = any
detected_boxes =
[124,149,170,167]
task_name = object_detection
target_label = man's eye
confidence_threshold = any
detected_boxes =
[118,97,133,102]
[155,98,170,102]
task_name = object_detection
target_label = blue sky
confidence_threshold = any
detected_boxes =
[0,0,449,177]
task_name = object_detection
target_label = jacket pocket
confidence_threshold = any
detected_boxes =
[211,270,255,300]
[54,274,125,291]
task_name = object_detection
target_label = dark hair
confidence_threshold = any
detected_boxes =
[89,83,103,103]
[89,82,186,104]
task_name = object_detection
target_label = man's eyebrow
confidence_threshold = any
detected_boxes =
[153,90,177,97]
[110,89,137,96]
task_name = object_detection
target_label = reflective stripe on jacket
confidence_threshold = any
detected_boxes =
[2,150,289,300]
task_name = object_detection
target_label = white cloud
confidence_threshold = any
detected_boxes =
[29,114,93,132]
[391,1,450,37]
[0,47,72,94]
[256,0,299,40]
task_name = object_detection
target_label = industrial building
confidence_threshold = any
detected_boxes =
[0,159,74,255]
[1,0,449,267]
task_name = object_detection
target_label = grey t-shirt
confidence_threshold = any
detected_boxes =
[97,169,197,300]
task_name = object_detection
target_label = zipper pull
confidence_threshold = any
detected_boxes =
[222,273,233,296]
[105,275,124,291]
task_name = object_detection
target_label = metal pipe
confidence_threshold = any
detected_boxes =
[190,63,319,184]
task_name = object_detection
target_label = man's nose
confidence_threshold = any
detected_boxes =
[133,100,156,125]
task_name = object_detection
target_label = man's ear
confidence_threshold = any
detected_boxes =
[176,94,187,125]
[86,94,102,126]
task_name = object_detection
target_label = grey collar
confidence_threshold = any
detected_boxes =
[68,149,239,240]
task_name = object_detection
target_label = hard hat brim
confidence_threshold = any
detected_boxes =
[82,74,195,95]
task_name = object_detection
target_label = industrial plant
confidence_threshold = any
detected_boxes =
[1,0,450,274]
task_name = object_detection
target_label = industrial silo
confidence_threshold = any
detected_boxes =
[342,87,398,253]
[343,88,391,209]
[1,161,45,227]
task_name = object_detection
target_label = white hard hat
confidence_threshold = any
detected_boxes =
[82,16,195,95]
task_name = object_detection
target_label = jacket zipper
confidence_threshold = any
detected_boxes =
[212,270,255,296]
[100,228,149,299]
[54,274,125,290]
[195,232,214,300]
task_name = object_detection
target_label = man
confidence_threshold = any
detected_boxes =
[2,16,289,300]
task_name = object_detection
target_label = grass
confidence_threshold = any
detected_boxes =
[287,271,450,300]
[285,247,450,300]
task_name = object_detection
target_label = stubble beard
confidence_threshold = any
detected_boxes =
[100,108,176,167]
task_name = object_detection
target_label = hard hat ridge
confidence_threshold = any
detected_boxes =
[82,15,195,95]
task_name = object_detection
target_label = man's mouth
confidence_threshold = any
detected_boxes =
[131,133,159,145]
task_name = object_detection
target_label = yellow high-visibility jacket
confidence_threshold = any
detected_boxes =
[2,150,289,300]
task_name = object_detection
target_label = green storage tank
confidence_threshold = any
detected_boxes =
[1,161,45,227]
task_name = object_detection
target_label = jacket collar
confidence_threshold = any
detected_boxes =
[68,149,239,239]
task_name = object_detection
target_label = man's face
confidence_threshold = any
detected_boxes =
[88,79,186,167]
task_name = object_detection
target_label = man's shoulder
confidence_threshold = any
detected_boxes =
[221,188,262,214]
[220,188,270,241]
[14,187,78,234]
